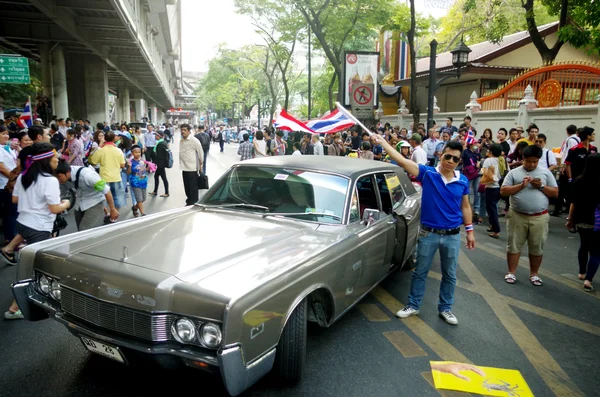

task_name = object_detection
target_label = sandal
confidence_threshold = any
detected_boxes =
[583,283,594,292]
[132,206,139,217]
[149,192,157,196]
[578,274,586,280]
[505,273,516,284]
[1,249,17,265]
[488,232,500,239]
[160,194,170,198]
[486,228,493,233]
[530,275,543,286]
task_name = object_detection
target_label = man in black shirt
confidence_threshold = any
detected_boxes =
[194,125,210,174]
[49,124,64,151]
[565,127,596,182]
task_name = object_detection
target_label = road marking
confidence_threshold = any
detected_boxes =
[383,331,427,357]
[428,271,600,337]
[358,303,389,322]
[475,240,599,299]
[421,372,474,397]
[458,251,585,397]
[371,286,471,363]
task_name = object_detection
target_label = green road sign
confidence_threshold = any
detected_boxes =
[0,55,30,84]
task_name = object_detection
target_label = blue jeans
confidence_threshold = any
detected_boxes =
[108,181,126,209]
[202,149,208,174]
[469,177,480,214]
[408,231,460,312]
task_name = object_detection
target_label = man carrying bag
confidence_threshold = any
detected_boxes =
[178,123,204,206]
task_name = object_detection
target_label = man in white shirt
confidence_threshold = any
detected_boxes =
[559,124,580,160]
[422,128,440,166]
[292,142,302,155]
[409,133,427,165]
[55,160,119,230]
[553,124,580,216]
[535,134,557,171]
[312,134,324,155]
[507,128,519,155]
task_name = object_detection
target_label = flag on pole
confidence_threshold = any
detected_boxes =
[306,109,356,134]
[465,127,476,145]
[273,109,315,134]
[18,97,32,129]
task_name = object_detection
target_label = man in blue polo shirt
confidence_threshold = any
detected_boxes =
[374,135,476,325]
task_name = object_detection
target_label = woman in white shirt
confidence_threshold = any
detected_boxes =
[253,130,268,157]
[482,143,504,239]
[4,142,71,320]
[0,126,18,244]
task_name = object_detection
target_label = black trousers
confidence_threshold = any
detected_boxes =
[153,167,169,194]
[182,171,198,205]
[553,173,570,214]
[145,147,155,163]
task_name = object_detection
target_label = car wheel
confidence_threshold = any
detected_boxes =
[274,298,307,384]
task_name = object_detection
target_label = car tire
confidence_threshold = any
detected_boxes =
[274,298,307,384]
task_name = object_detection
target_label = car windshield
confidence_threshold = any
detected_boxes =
[200,166,349,224]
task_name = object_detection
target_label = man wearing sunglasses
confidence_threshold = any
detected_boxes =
[374,135,475,325]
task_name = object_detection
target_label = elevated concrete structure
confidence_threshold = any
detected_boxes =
[0,0,183,124]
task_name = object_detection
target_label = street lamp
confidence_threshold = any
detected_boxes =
[257,98,271,129]
[426,38,472,130]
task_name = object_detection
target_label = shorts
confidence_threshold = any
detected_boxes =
[108,181,126,209]
[506,209,549,256]
[16,222,52,245]
[132,187,146,203]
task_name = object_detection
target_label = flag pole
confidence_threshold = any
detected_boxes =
[335,102,372,135]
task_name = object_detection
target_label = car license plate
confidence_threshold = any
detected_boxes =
[80,336,125,364]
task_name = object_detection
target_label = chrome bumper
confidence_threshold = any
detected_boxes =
[12,279,276,396]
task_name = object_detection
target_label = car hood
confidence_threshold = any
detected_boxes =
[60,207,331,289]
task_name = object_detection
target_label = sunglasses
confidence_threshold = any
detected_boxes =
[443,154,461,163]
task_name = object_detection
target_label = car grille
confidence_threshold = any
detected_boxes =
[60,288,172,342]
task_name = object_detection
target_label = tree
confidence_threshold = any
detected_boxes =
[437,0,555,52]
[524,0,600,62]
[235,0,304,110]
[293,0,397,107]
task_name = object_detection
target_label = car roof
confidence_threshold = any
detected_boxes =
[236,156,401,179]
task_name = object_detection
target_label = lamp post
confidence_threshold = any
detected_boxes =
[426,38,472,131]
[257,98,271,129]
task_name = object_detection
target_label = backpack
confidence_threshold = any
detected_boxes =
[166,146,174,168]
[195,132,210,150]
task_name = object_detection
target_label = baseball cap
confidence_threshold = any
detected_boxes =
[154,129,164,136]
[409,133,422,144]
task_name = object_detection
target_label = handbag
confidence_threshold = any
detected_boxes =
[480,165,496,185]
[463,158,479,181]
[197,172,209,190]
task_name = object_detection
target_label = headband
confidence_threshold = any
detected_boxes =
[22,150,55,175]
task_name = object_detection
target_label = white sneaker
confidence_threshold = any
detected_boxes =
[439,311,458,325]
[4,310,24,320]
[396,306,419,318]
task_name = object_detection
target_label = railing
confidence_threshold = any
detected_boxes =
[477,61,600,111]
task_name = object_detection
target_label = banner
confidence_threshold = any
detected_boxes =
[344,52,379,107]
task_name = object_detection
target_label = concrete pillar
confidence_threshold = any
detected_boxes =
[39,43,52,99]
[51,46,69,118]
[66,53,86,119]
[149,104,158,124]
[119,88,130,123]
[84,56,109,125]
[134,98,145,122]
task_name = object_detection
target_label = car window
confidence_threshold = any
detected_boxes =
[201,166,349,224]
[349,188,360,223]
[356,175,378,218]
[375,173,393,214]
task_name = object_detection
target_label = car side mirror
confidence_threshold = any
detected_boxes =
[362,209,380,227]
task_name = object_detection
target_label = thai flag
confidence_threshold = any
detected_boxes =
[274,109,315,134]
[306,109,355,134]
[465,128,476,145]
[18,97,32,129]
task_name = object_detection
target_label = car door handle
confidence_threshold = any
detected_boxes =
[405,215,413,221]
[387,220,396,225]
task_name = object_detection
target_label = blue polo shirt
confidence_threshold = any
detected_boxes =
[416,164,469,229]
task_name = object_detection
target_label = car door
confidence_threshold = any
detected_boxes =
[353,174,393,296]
[390,170,421,266]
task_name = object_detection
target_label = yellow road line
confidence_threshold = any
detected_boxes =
[458,251,585,397]
[358,303,390,322]
[371,286,471,363]
[383,331,428,357]
[421,372,474,397]
[476,240,599,300]
[428,270,600,337]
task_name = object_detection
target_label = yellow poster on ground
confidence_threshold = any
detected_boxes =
[430,361,534,397]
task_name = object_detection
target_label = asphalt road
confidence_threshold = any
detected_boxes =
[1,136,598,397]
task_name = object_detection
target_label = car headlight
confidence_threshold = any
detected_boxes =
[39,274,50,295]
[50,279,61,301]
[171,318,196,343]
[199,322,222,348]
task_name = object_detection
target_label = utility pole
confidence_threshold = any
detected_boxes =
[307,24,312,119]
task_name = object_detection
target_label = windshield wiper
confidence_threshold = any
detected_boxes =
[197,203,270,211]
[263,212,342,221]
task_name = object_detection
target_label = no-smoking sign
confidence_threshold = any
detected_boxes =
[353,85,372,105]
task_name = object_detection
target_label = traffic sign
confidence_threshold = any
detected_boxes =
[353,85,372,105]
[0,55,30,84]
